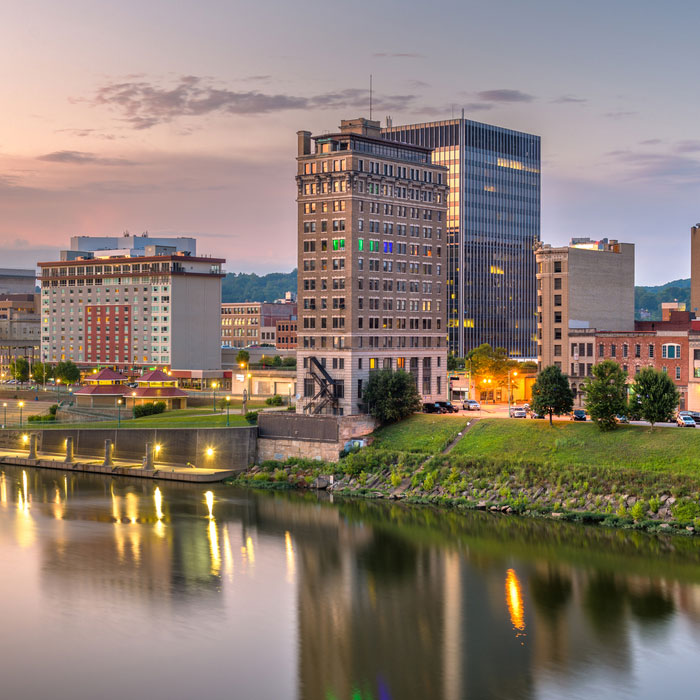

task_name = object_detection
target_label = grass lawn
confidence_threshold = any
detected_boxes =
[451,418,700,478]
[38,408,250,430]
[371,413,470,453]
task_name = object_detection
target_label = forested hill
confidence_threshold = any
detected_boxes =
[635,278,690,320]
[221,270,297,303]
[221,269,689,319]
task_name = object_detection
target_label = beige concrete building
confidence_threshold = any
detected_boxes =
[0,294,41,377]
[39,253,224,372]
[296,118,449,415]
[536,238,635,374]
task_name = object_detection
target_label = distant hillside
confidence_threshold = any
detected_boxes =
[635,278,690,320]
[222,270,297,303]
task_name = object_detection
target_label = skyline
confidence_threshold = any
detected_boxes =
[2,0,700,284]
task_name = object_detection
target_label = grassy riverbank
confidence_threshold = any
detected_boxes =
[232,416,700,536]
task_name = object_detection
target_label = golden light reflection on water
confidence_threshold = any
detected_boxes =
[246,535,255,565]
[205,490,214,519]
[208,518,220,575]
[284,530,295,583]
[222,525,234,580]
[154,487,163,520]
[125,492,138,524]
[506,568,525,636]
[0,472,7,506]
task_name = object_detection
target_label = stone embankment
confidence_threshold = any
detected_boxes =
[232,459,700,536]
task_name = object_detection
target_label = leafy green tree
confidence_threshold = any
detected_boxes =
[9,356,29,382]
[466,343,520,392]
[363,369,422,424]
[55,360,80,384]
[629,367,680,429]
[447,353,464,371]
[236,349,250,365]
[583,360,629,431]
[31,361,53,385]
[272,355,283,367]
[531,365,574,425]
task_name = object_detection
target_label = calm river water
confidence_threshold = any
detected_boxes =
[1,465,700,700]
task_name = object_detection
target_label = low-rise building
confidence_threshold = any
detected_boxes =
[0,293,40,377]
[221,301,297,348]
[275,319,297,349]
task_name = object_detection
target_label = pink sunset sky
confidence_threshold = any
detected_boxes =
[2,0,700,284]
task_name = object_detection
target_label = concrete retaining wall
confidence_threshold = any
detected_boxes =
[257,437,341,463]
[0,426,256,472]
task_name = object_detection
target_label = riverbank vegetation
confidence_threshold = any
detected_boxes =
[232,416,700,536]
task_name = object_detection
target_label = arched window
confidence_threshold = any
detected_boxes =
[662,344,681,359]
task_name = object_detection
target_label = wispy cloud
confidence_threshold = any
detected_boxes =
[475,89,535,103]
[37,150,136,166]
[604,111,637,119]
[552,94,586,104]
[87,76,416,129]
[373,52,424,59]
[674,140,700,153]
[608,149,700,184]
[639,138,662,145]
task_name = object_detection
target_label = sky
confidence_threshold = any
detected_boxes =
[1,0,699,285]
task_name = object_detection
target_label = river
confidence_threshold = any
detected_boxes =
[1,465,699,700]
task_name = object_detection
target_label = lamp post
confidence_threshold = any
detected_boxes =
[56,377,61,402]
[508,370,518,416]
[212,381,218,413]
[288,383,292,407]
[131,391,136,412]
[2,402,6,428]
[117,398,122,429]
[242,388,248,417]
[18,401,24,428]
[225,396,231,426]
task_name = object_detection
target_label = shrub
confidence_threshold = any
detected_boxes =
[133,401,166,418]
[358,471,368,486]
[630,501,646,522]
[252,472,270,482]
[390,469,402,488]
[28,414,56,422]
[265,394,284,406]
[48,404,58,416]
[423,471,436,491]
[672,500,700,522]
[649,495,661,514]
[245,410,260,425]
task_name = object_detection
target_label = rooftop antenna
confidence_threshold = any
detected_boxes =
[369,74,373,120]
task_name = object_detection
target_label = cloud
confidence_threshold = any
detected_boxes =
[55,128,119,140]
[639,139,662,145]
[87,76,417,129]
[552,95,586,104]
[604,111,637,119]
[608,149,700,184]
[475,89,535,103]
[372,52,424,58]
[37,150,136,166]
[674,140,700,153]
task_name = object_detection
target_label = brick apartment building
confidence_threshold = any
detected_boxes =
[221,301,297,349]
[39,251,225,372]
[296,117,449,415]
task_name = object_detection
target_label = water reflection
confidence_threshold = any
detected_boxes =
[1,465,700,700]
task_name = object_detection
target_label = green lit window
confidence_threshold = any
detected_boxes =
[358,238,364,251]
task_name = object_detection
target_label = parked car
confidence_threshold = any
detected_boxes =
[126,382,138,388]
[463,399,481,411]
[435,401,459,414]
[510,407,527,418]
[423,402,445,414]
[529,410,545,419]
[677,414,696,427]
[570,409,587,421]
[615,414,629,424]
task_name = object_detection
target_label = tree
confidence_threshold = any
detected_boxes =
[236,349,250,365]
[531,365,574,425]
[55,360,80,385]
[583,360,628,431]
[466,343,520,394]
[362,369,422,424]
[32,361,53,385]
[447,353,464,371]
[9,356,29,382]
[629,367,680,429]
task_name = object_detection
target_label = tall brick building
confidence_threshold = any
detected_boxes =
[296,118,449,415]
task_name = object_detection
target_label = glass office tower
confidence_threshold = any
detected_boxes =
[383,118,540,358]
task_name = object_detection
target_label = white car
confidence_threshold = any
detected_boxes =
[510,408,527,418]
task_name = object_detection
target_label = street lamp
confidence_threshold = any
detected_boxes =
[225,395,231,426]
[212,381,218,413]
[2,402,6,428]
[508,370,518,416]
[117,398,122,428]
[56,377,61,401]
[131,391,136,411]
[18,401,24,428]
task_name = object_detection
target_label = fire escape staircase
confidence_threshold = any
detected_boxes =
[303,356,338,415]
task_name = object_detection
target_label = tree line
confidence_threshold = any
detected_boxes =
[532,361,679,430]
[7,358,80,385]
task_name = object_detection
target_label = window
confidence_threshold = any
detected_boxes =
[554,311,562,323]
[553,344,561,356]
[554,295,562,306]
[649,344,655,358]
[635,344,641,358]
[610,344,616,358]
[598,343,604,357]
[554,261,562,273]
[676,366,681,380]
[622,343,628,358]
[662,343,681,359]
[554,277,562,290]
